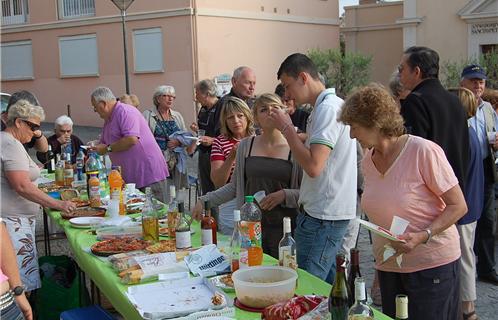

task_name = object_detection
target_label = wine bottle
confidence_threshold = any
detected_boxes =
[395,294,408,320]
[348,248,361,306]
[347,277,374,319]
[201,200,217,245]
[175,202,191,249]
[278,217,297,269]
[329,252,349,320]
[47,145,55,173]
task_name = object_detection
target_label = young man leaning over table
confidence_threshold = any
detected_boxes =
[268,53,357,283]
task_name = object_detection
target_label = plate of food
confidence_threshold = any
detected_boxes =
[145,240,176,254]
[90,238,150,257]
[61,207,106,220]
[357,219,406,243]
[38,182,64,193]
[209,274,235,292]
[69,217,105,229]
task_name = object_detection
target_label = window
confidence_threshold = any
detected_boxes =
[133,28,164,73]
[58,0,95,19]
[59,34,99,77]
[1,40,33,80]
[1,0,28,25]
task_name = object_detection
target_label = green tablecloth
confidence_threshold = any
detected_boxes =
[46,209,391,319]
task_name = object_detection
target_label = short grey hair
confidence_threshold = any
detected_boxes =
[388,71,403,98]
[7,99,45,126]
[54,115,73,128]
[91,86,116,103]
[232,66,250,80]
[195,79,217,97]
[153,85,175,107]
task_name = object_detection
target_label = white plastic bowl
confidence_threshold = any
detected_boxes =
[232,266,298,308]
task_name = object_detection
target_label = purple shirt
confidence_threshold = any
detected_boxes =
[101,102,169,188]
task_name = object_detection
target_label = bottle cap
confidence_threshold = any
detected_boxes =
[178,202,184,212]
[233,210,241,221]
[169,185,176,197]
[244,195,254,203]
[283,217,291,233]
[395,294,408,319]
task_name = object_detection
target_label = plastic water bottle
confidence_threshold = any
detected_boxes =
[75,147,85,181]
[96,155,108,199]
[239,196,263,268]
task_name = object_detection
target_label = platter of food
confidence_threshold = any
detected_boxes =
[38,182,64,193]
[61,207,106,220]
[145,240,176,254]
[90,238,150,257]
[210,274,235,292]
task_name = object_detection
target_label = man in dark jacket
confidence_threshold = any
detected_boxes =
[399,46,469,193]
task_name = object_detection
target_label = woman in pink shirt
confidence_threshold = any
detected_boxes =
[339,84,467,320]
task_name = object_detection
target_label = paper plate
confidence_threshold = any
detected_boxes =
[357,219,406,243]
[69,217,105,229]
[209,274,235,293]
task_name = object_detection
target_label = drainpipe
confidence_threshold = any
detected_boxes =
[190,0,200,117]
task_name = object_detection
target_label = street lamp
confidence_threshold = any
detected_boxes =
[111,0,136,94]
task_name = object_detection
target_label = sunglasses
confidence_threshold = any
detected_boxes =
[21,119,41,132]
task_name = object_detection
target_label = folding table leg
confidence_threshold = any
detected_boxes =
[42,209,51,256]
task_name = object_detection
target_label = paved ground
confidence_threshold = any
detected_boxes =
[32,124,498,319]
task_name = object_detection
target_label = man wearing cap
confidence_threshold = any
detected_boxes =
[461,64,498,285]
[399,46,469,192]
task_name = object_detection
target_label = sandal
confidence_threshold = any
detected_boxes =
[463,311,478,320]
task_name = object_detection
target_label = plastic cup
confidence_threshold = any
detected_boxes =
[390,215,410,236]
[487,132,496,144]
[253,190,266,205]
[125,183,136,195]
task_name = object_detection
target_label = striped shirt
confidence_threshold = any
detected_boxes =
[210,135,240,162]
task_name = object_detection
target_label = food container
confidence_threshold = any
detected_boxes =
[232,266,298,308]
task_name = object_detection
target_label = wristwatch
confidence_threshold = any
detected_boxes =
[423,229,433,244]
[106,145,112,153]
[12,285,25,296]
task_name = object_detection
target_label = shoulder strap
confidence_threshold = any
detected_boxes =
[287,148,292,161]
[248,136,255,156]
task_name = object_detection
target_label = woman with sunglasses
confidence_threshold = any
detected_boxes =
[1,99,75,294]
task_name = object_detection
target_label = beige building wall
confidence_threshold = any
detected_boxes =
[2,0,340,127]
[343,1,403,84]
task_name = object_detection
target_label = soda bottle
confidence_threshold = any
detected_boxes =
[230,210,241,272]
[142,187,159,242]
[329,252,349,320]
[85,151,99,195]
[55,154,65,187]
[75,147,85,181]
[109,166,125,215]
[46,145,55,173]
[278,216,297,269]
[64,153,74,187]
[240,196,263,267]
[201,200,217,246]
[175,202,192,250]
[88,173,101,208]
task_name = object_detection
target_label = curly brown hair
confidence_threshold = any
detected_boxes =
[482,88,498,111]
[339,83,405,137]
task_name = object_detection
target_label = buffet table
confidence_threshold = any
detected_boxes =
[45,208,391,320]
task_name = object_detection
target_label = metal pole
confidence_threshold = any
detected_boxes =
[121,9,130,94]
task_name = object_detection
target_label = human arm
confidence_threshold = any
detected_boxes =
[32,131,48,153]
[0,223,33,320]
[192,181,237,220]
[4,171,75,213]
[95,136,138,155]
[210,139,238,188]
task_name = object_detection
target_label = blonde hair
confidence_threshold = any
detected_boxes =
[252,93,286,124]
[220,96,254,138]
[7,99,45,126]
[339,83,405,137]
[449,87,477,118]
[120,94,140,107]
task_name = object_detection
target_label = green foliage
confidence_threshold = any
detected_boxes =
[440,51,498,89]
[307,48,372,98]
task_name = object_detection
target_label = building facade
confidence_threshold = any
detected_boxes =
[1,0,340,126]
[342,0,498,84]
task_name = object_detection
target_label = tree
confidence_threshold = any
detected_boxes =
[440,51,498,89]
[307,48,372,98]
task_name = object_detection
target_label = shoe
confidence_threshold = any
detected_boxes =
[478,271,498,284]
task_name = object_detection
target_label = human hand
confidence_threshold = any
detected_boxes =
[190,123,199,133]
[95,144,107,155]
[227,143,239,161]
[58,200,77,214]
[259,190,285,211]
[33,130,44,139]
[390,231,427,254]
[57,134,70,144]
[268,108,293,133]
[199,136,214,146]
[167,139,181,149]
[192,200,203,221]
[15,294,33,320]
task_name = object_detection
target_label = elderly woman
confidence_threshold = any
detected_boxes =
[193,96,255,234]
[194,94,302,257]
[388,71,411,107]
[143,85,191,190]
[1,100,75,292]
[339,84,467,320]
[36,115,84,166]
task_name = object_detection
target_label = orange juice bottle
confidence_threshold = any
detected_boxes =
[108,166,125,215]
[240,196,263,268]
[88,173,101,208]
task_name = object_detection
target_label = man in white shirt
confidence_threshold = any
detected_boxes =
[269,53,357,282]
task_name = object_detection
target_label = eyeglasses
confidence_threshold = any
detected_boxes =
[21,119,41,132]
[161,95,176,99]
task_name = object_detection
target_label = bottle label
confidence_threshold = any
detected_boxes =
[201,229,213,245]
[240,221,262,266]
[176,231,191,249]
[279,246,297,270]
[111,188,121,200]
[355,281,366,301]
[239,249,248,269]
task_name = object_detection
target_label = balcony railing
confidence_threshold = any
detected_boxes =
[1,0,28,26]
[59,0,95,19]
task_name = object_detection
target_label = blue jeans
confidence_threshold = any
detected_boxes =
[294,212,350,283]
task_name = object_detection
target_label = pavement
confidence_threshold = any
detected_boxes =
[32,124,498,319]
